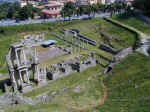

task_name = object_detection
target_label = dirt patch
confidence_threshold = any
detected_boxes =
[70,86,107,111]
[38,47,67,62]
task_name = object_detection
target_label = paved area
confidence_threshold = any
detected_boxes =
[0,13,110,26]
[136,11,150,25]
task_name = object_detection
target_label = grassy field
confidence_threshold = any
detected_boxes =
[0,17,141,112]
[0,13,149,112]
[24,65,103,98]
[114,14,150,35]
[95,52,150,112]
[5,65,105,112]
[4,53,150,112]
[0,17,135,73]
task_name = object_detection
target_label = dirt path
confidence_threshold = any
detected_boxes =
[69,86,107,111]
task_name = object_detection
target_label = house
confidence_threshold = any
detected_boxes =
[40,1,63,18]
[97,0,106,4]
[76,0,98,5]
[20,0,40,7]
[114,0,134,4]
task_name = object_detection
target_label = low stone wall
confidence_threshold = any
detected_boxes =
[99,44,118,55]
[103,17,141,50]
[53,34,86,49]
[61,29,97,46]
[0,48,132,107]
[21,33,45,47]
[48,56,97,80]
[103,47,133,74]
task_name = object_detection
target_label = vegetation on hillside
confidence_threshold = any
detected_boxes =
[0,2,40,20]
[4,53,150,112]
[61,1,131,19]
[96,52,150,112]
[0,2,149,111]
[5,65,104,112]
[133,0,150,16]
[114,14,150,35]
[0,18,136,73]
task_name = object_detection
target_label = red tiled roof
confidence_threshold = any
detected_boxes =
[61,0,76,3]
[44,4,62,7]
[42,9,60,15]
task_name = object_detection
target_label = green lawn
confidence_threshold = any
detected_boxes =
[55,18,135,48]
[24,65,103,98]
[114,14,150,35]
[5,53,150,112]
[0,16,149,112]
[5,65,105,112]
[49,77,105,109]
[95,52,150,112]
[0,18,136,73]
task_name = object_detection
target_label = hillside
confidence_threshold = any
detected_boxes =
[0,16,149,112]
[96,52,150,112]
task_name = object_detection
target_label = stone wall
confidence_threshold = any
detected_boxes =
[21,33,45,47]
[46,54,97,81]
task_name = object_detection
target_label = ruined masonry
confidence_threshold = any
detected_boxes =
[6,33,97,93]
[6,42,46,92]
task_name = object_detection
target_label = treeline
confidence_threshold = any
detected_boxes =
[133,0,150,16]
[0,2,40,20]
[61,2,133,19]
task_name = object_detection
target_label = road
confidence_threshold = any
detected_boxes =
[136,11,150,25]
[0,13,110,26]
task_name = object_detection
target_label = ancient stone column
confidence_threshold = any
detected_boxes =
[26,69,30,84]
[19,71,23,87]
[15,49,20,66]
[33,48,40,82]
[86,40,89,49]
[11,71,17,92]
[22,49,27,65]
[82,39,84,49]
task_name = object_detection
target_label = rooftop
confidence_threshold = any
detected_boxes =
[42,9,60,15]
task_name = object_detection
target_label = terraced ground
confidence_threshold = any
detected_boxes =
[5,65,105,112]
[4,53,150,112]
[95,52,150,112]
[0,17,135,73]
[1,16,149,112]
[114,14,150,35]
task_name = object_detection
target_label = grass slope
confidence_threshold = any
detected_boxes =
[95,52,150,112]
[5,65,105,112]
[0,18,135,73]
[24,65,103,98]
[114,14,150,35]
[5,53,150,112]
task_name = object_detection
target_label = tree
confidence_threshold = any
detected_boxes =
[133,0,150,16]
[61,2,75,20]
[108,3,116,17]
[14,11,20,19]
[97,3,105,13]
[0,2,41,20]
[76,5,84,17]
[19,4,40,20]
[60,8,66,20]
[84,4,92,17]
[7,2,21,19]
[0,11,7,20]
[91,4,99,17]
